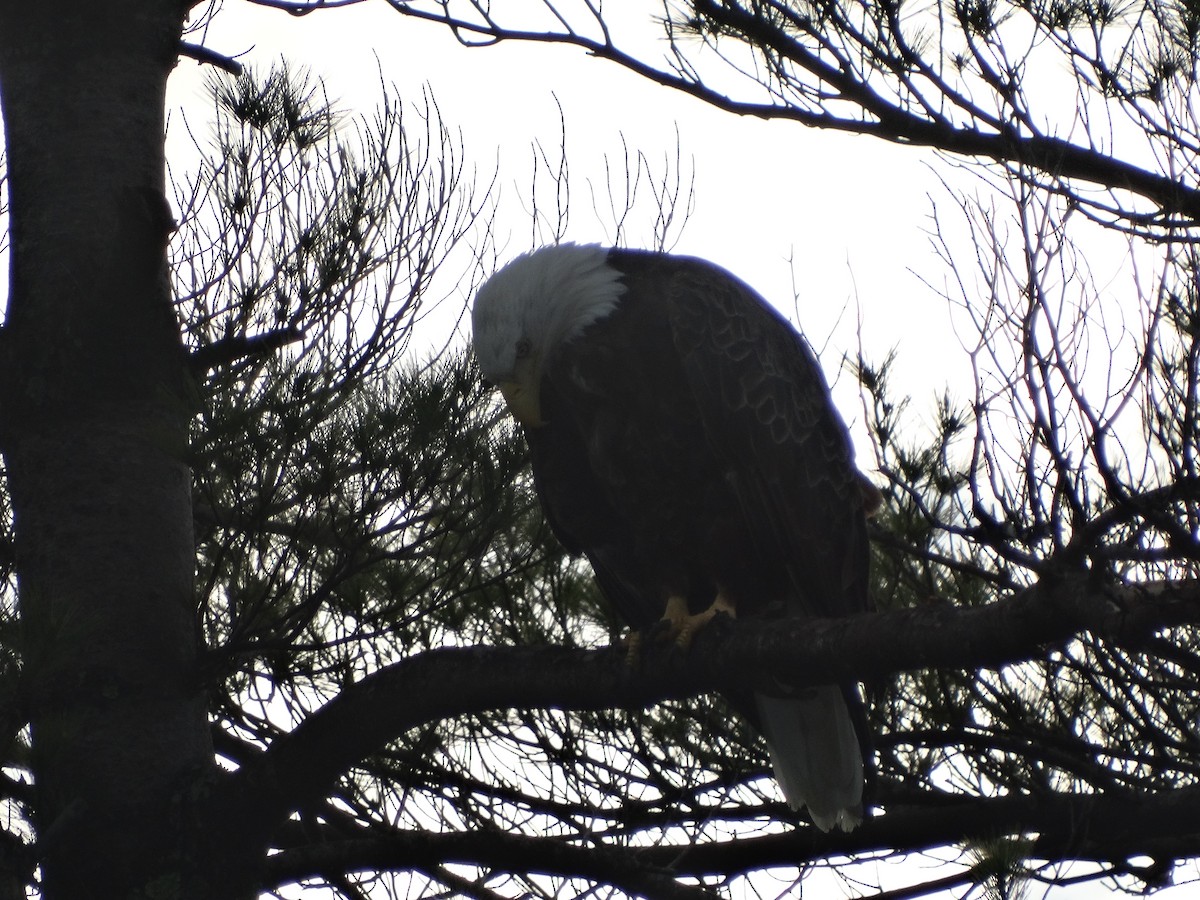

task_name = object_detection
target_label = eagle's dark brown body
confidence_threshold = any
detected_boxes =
[528,249,871,630]
[472,245,873,830]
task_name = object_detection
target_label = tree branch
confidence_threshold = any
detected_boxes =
[258,756,1200,895]
[213,572,1200,845]
[177,41,243,76]
[265,829,720,900]
[629,782,1200,891]
[684,0,1200,221]
[325,0,1200,224]
[189,326,304,374]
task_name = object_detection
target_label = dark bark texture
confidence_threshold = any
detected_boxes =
[0,3,217,897]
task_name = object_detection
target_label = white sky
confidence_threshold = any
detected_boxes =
[166,3,1197,898]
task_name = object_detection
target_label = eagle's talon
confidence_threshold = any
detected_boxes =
[619,630,643,667]
[660,593,737,650]
[643,611,679,645]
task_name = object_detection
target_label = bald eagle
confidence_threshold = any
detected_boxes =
[472,243,875,831]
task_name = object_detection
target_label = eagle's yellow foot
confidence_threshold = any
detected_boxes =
[661,593,737,650]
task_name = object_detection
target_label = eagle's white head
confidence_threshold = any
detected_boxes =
[471,243,625,425]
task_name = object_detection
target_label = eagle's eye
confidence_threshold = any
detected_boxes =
[515,338,533,359]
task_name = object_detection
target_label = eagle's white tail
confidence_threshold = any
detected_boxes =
[755,686,863,831]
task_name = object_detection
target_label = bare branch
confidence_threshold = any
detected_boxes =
[215,573,1200,839]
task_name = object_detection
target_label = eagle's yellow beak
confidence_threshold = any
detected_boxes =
[499,378,545,428]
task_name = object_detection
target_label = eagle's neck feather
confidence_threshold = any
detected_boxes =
[518,243,624,348]
[473,243,626,379]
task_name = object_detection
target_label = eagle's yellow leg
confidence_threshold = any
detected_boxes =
[662,592,738,650]
[620,629,643,667]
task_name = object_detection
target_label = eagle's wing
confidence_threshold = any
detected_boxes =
[666,256,870,830]
[664,257,872,620]
[524,379,663,631]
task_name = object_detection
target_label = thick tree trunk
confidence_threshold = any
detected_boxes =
[0,3,225,896]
